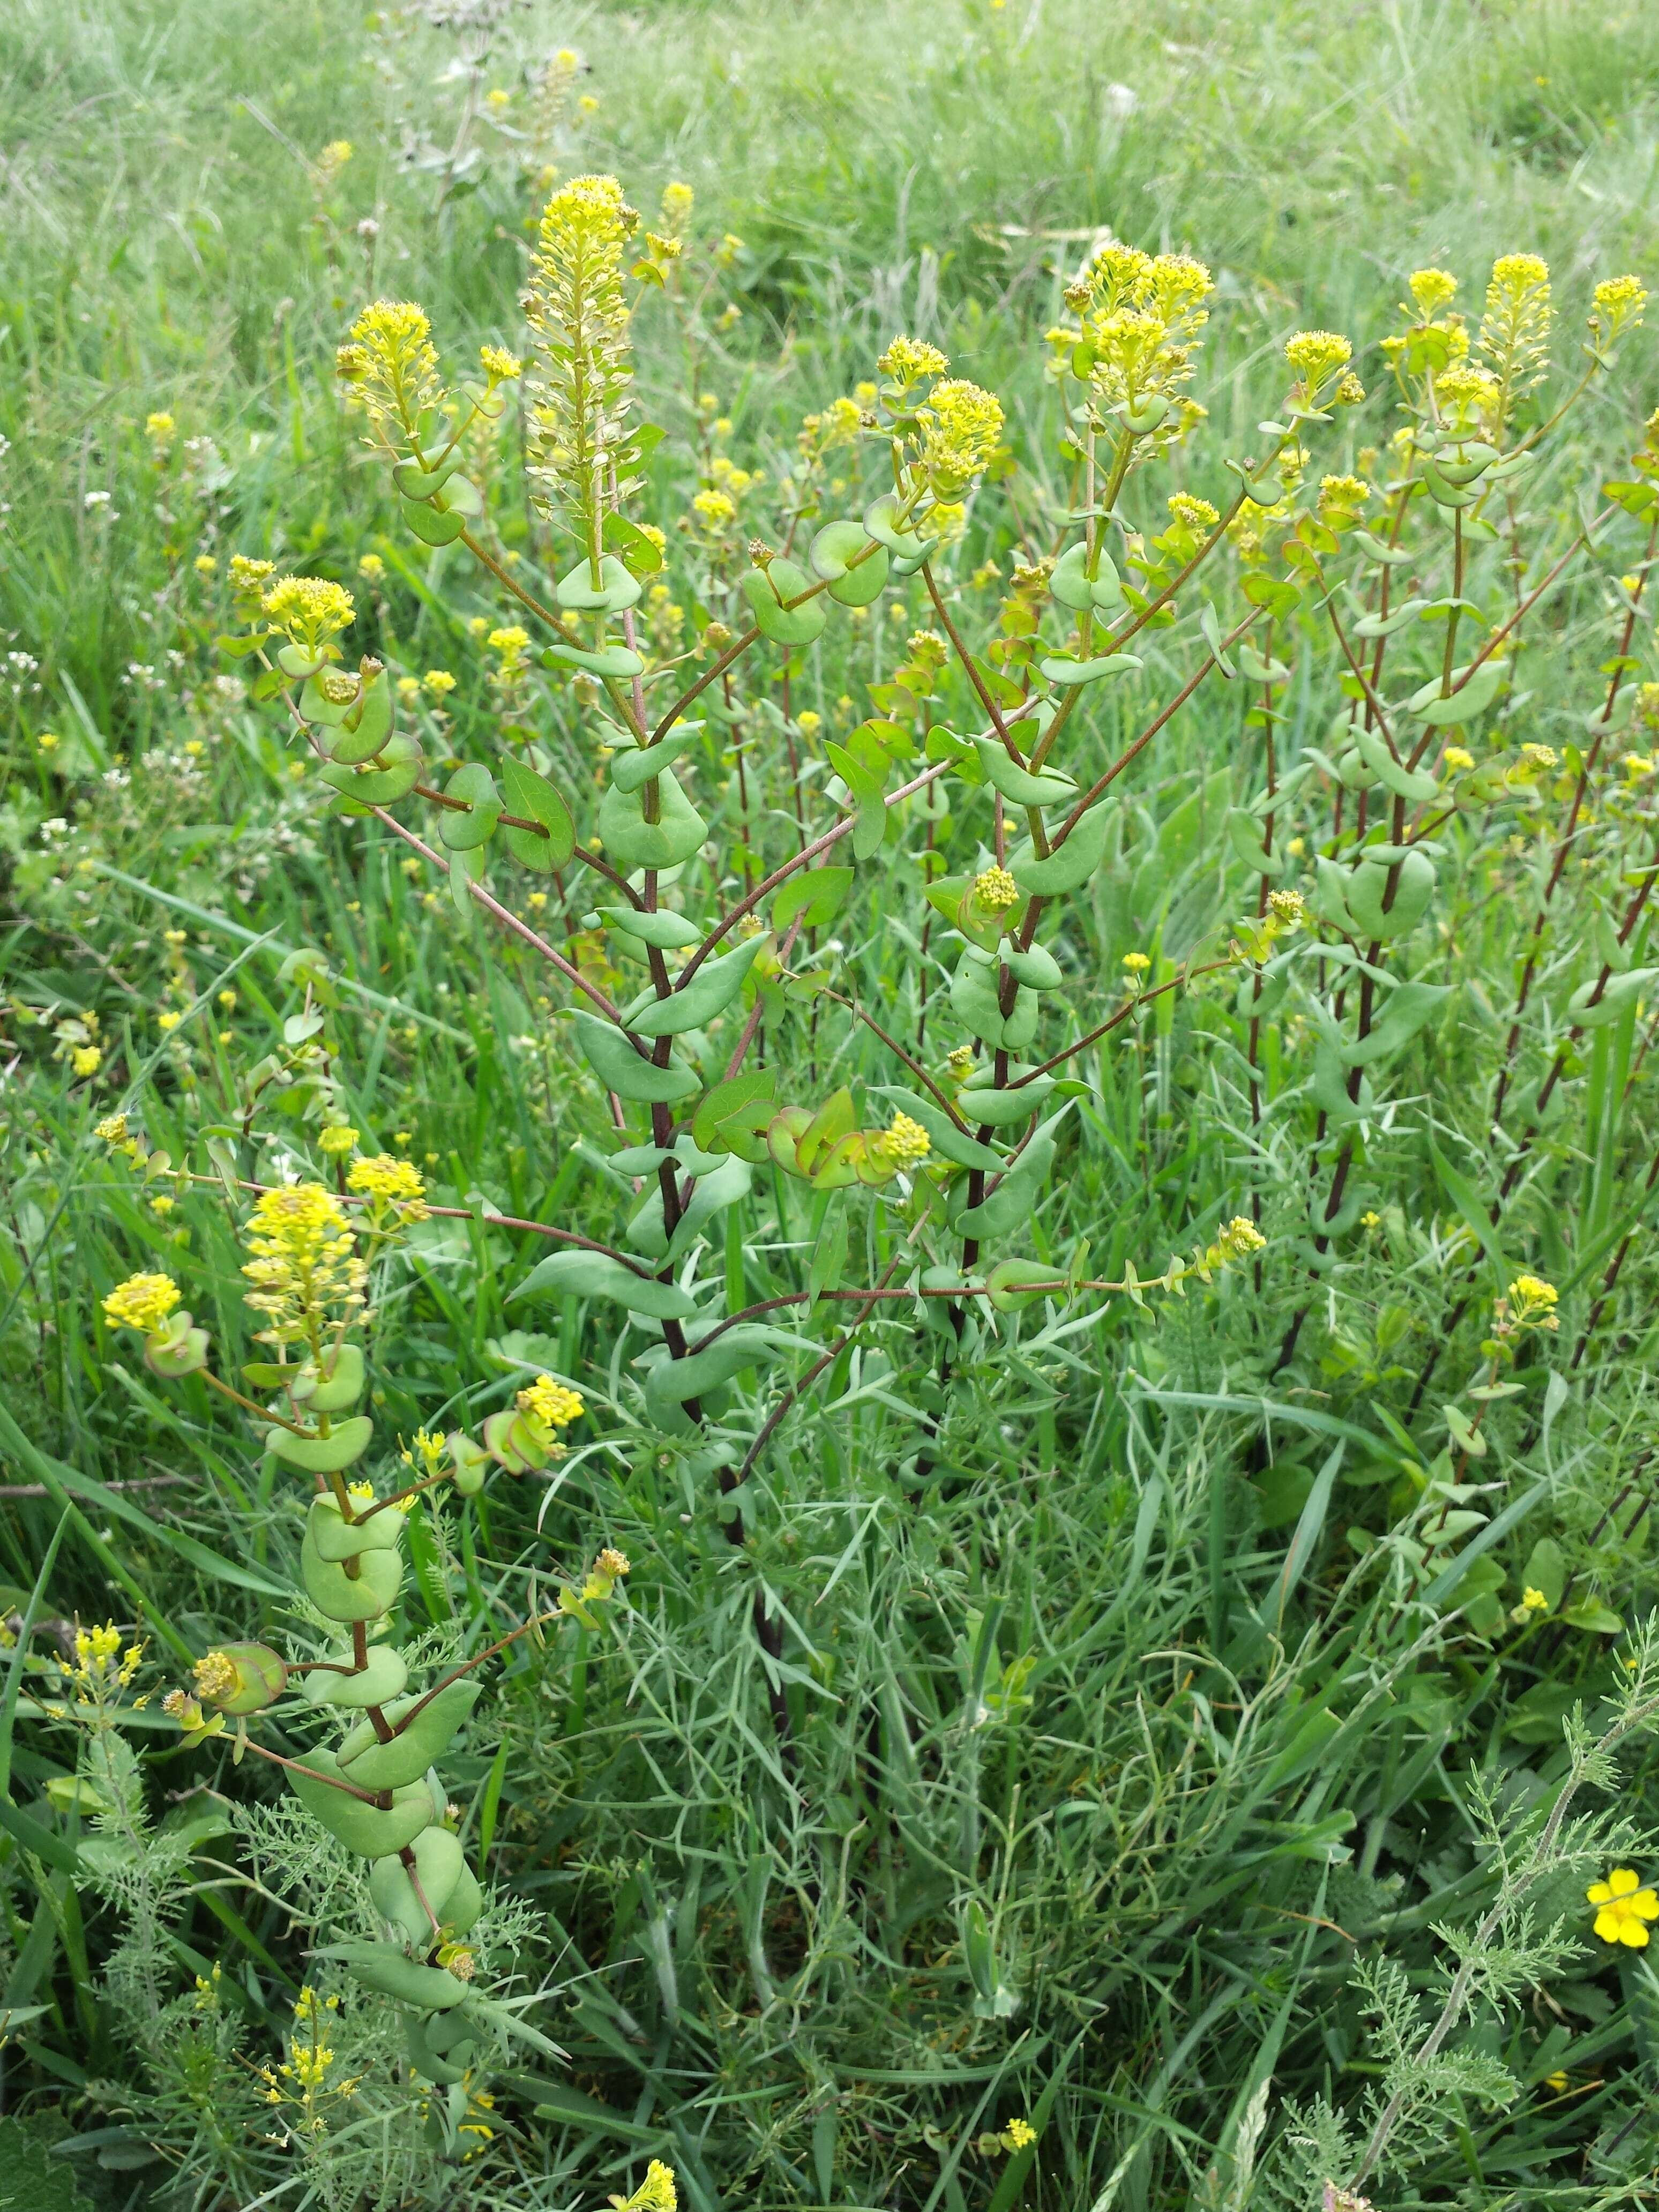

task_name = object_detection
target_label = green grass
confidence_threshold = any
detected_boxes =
[3,2,1659,2209]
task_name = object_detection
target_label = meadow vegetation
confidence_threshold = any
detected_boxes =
[3,3,1659,2209]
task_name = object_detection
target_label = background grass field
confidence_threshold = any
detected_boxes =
[4,2,1659,2209]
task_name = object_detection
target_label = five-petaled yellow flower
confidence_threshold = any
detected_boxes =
[1587,1867,1658,1948]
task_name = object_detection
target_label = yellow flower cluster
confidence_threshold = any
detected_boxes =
[879,1112,932,1167]
[616,2161,678,2212]
[917,378,1004,497]
[526,175,638,539]
[974,865,1020,913]
[480,343,522,384]
[262,576,356,655]
[102,1272,181,1334]
[660,180,694,231]
[1592,273,1647,340]
[1506,1272,1559,1329]
[347,1153,429,1220]
[241,1183,366,1346]
[193,1649,238,1702]
[518,1373,585,1438]
[876,333,950,392]
[1408,267,1458,318]
[1200,1216,1267,1273]
[69,1619,144,1698]
[336,298,445,440]
[1478,252,1551,400]
[1318,474,1371,515]
[1284,328,1352,404]
[1057,248,1214,429]
[1167,491,1219,532]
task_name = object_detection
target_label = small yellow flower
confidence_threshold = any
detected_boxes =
[103,1272,181,1334]
[480,343,522,383]
[193,553,217,576]
[1408,267,1457,317]
[145,410,176,445]
[518,1373,584,1432]
[796,709,822,737]
[1003,2118,1036,2150]
[1167,491,1219,532]
[96,1113,129,1145]
[1284,328,1352,399]
[595,1546,631,1580]
[1592,273,1647,337]
[1587,1867,1659,1947]
[877,333,950,387]
[423,668,458,697]
[319,1125,358,1157]
[348,1154,428,1215]
[1443,745,1475,773]
[262,575,356,654]
[1508,1272,1559,1317]
[1122,951,1152,975]
[1521,1586,1549,1613]
[229,554,275,596]
[879,1111,931,1167]
[36,729,59,750]
[973,865,1020,914]
[616,2162,678,2212]
[1266,888,1304,927]
[70,1043,102,1078]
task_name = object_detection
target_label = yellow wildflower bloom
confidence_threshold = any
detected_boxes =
[1587,1867,1659,1947]
[1408,268,1458,318]
[618,2162,678,2212]
[102,1273,181,1334]
[480,343,522,383]
[319,1125,358,1157]
[241,1183,366,1346]
[262,575,356,654]
[347,1153,429,1219]
[338,298,445,438]
[974,865,1019,913]
[880,1112,931,1167]
[876,333,950,390]
[518,1373,584,1433]
[1284,329,1352,401]
[1167,491,1219,531]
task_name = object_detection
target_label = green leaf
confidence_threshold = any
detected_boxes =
[512,1250,698,1319]
[555,554,643,614]
[285,1748,434,1859]
[970,734,1077,808]
[543,639,646,679]
[439,762,502,851]
[773,865,854,930]
[1008,799,1113,895]
[597,767,708,870]
[573,1011,700,1102]
[741,558,827,646]
[267,1415,375,1474]
[319,730,422,805]
[338,1679,482,1789]
[1561,1597,1624,1634]
[328,672,393,765]
[622,935,765,1038]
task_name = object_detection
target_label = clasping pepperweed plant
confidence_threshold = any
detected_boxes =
[78,153,1659,2207]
